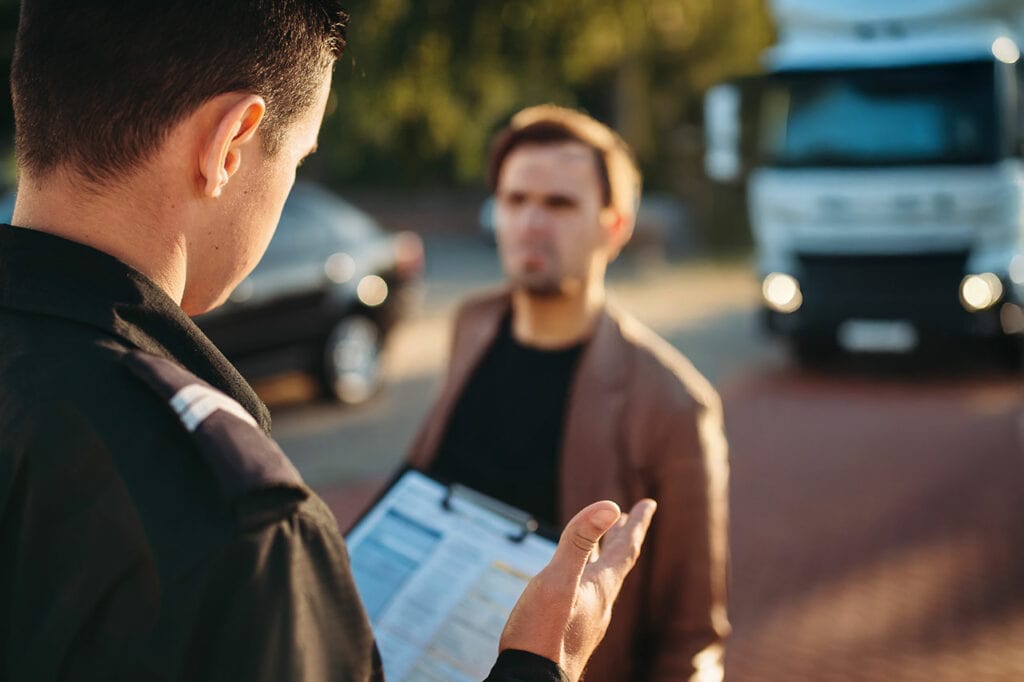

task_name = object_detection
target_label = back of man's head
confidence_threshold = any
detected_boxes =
[487,104,642,220]
[11,0,348,184]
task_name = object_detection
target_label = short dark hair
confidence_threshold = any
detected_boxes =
[12,0,348,182]
[486,104,642,217]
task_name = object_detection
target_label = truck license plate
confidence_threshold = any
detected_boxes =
[837,319,918,353]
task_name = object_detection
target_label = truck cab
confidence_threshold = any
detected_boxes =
[707,0,1024,361]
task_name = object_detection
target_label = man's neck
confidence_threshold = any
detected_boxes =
[12,168,190,305]
[510,282,605,349]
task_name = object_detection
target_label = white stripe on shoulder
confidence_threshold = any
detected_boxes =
[168,384,258,433]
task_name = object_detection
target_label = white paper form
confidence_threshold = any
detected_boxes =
[346,470,556,682]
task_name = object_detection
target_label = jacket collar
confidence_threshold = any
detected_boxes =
[468,288,629,392]
[0,224,271,432]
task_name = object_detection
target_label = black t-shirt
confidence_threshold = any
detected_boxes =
[430,314,586,527]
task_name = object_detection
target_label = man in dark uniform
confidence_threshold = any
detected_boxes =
[0,2,656,681]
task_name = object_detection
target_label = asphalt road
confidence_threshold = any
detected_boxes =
[265,236,1024,681]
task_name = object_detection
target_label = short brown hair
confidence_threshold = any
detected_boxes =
[487,104,642,217]
[12,0,349,183]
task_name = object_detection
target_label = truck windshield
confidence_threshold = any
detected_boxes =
[760,60,998,167]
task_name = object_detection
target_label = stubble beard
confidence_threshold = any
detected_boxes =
[516,276,565,298]
[508,266,586,299]
[507,258,565,298]
[502,241,582,298]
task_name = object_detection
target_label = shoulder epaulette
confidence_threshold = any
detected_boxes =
[121,350,308,506]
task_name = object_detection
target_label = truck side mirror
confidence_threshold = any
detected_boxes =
[704,83,743,183]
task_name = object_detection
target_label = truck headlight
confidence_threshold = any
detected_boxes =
[960,273,1003,312]
[992,37,1020,64]
[763,272,803,314]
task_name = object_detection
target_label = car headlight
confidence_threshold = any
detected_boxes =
[356,275,389,307]
[324,252,356,284]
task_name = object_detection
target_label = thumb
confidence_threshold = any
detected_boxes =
[547,500,621,583]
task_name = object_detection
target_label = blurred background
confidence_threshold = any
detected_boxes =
[4,0,1024,679]
[0,0,772,250]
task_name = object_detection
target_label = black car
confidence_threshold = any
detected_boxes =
[194,181,423,404]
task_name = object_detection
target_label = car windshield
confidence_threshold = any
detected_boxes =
[266,201,332,259]
[759,60,999,167]
[262,186,380,264]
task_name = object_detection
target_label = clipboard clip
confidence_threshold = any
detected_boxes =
[441,483,539,543]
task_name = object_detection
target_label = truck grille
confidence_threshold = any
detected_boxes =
[797,252,968,327]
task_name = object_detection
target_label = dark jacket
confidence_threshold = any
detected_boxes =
[409,290,731,682]
[0,225,563,682]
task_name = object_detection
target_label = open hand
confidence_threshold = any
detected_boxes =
[498,498,658,681]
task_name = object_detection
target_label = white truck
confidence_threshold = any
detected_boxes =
[705,0,1024,363]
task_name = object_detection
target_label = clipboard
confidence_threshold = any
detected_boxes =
[345,467,558,682]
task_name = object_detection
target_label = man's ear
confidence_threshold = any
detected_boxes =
[200,94,266,198]
[601,207,635,261]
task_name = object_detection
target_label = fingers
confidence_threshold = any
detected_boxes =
[497,501,623,668]
[627,498,657,529]
[546,500,622,585]
[587,499,657,584]
[497,499,656,681]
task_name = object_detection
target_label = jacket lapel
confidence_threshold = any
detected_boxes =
[558,305,633,523]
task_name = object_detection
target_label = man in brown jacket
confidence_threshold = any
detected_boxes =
[408,105,730,681]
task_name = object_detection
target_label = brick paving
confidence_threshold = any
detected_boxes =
[722,369,1024,681]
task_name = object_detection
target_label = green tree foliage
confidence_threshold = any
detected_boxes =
[322,0,773,189]
[0,0,773,192]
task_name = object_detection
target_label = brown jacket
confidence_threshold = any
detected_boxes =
[408,290,730,682]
